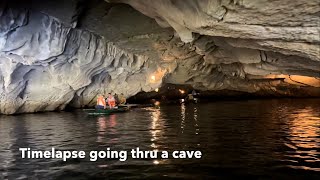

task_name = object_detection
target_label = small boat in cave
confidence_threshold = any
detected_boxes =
[83,107,130,115]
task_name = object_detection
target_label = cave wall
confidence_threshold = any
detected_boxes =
[0,3,172,114]
[108,0,320,92]
[0,0,319,114]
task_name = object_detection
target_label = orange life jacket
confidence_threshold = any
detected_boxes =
[107,95,116,107]
[97,96,106,106]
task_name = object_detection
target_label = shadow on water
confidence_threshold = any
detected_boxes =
[0,99,319,179]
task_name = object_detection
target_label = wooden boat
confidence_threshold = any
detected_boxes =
[83,107,129,115]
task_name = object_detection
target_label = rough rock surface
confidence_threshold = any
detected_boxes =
[0,0,319,114]
[0,3,169,114]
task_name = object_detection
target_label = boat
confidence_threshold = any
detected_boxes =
[83,107,129,115]
[118,104,154,108]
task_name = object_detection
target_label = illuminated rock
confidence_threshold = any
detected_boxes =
[0,0,319,114]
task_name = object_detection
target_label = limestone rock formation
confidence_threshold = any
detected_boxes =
[0,2,169,114]
[0,0,319,114]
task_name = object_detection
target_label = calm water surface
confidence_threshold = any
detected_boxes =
[0,99,320,179]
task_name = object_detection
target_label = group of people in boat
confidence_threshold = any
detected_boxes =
[96,93,126,109]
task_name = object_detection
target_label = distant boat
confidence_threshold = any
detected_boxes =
[83,107,129,115]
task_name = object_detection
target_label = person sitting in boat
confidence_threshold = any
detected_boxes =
[96,94,106,109]
[119,93,126,105]
[185,92,198,104]
[106,93,116,109]
[114,93,120,105]
[187,93,194,101]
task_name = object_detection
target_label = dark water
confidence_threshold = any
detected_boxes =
[1,99,320,179]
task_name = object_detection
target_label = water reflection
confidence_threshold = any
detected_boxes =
[97,117,107,143]
[0,112,94,179]
[286,107,320,171]
[149,108,167,165]
[180,103,186,134]
[0,117,20,179]
[150,108,161,148]
[288,107,319,148]
[0,99,319,179]
[194,107,199,135]
[96,115,118,144]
